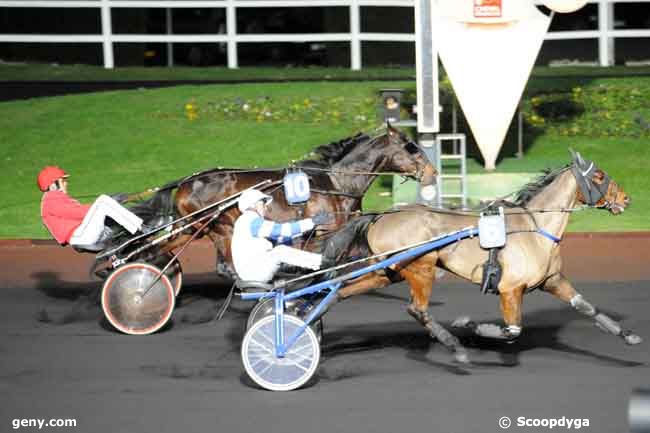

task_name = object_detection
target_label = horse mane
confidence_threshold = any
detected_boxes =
[298,132,372,168]
[510,165,571,207]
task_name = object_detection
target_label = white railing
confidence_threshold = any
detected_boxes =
[0,0,648,69]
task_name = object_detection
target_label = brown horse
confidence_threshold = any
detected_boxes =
[156,126,436,278]
[324,150,640,364]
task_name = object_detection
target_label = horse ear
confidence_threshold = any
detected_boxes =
[568,147,577,160]
[568,148,585,166]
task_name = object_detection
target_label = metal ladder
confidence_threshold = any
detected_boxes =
[435,133,467,208]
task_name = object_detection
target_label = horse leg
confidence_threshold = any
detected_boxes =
[208,224,237,280]
[209,233,234,279]
[452,285,525,342]
[337,273,392,300]
[543,273,642,345]
[401,256,470,364]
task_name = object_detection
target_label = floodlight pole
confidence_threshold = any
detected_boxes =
[414,0,441,205]
[166,8,174,67]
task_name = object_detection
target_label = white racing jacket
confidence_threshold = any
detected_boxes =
[232,210,316,281]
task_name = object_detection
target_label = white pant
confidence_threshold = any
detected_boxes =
[69,195,142,246]
[238,245,322,283]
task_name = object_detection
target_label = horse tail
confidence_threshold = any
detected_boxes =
[322,214,376,263]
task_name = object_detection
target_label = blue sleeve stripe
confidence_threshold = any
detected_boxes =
[254,218,311,240]
[257,220,275,238]
[250,217,264,237]
[269,222,283,240]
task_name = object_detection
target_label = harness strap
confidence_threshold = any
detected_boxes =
[537,228,562,243]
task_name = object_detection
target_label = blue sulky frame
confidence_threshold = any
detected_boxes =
[241,227,479,358]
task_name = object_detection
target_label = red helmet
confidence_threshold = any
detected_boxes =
[37,166,68,192]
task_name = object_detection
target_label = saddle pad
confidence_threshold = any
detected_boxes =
[478,207,506,249]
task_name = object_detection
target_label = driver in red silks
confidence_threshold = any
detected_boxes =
[37,166,144,251]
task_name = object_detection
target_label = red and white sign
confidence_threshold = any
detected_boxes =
[474,0,502,18]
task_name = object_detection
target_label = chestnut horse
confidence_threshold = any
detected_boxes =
[324,151,640,364]
[142,126,436,279]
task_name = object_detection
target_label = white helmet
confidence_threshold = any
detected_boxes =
[238,189,273,212]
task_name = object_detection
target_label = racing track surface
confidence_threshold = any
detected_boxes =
[1,274,649,433]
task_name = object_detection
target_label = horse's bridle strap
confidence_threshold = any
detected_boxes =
[570,163,610,207]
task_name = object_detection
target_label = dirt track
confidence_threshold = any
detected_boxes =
[1,233,649,290]
[0,234,649,433]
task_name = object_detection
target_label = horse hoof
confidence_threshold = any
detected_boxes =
[451,316,473,329]
[624,333,642,345]
[453,348,471,365]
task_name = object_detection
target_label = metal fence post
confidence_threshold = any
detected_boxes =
[598,0,615,66]
[101,0,114,68]
[166,8,174,67]
[350,0,361,70]
[227,0,238,69]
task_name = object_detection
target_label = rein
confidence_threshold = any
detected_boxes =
[417,205,585,218]
[295,165,418,178]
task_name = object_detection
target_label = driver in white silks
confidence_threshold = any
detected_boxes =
[232,189,333,283]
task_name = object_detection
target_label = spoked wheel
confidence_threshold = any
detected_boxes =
[151,253,183,296]
[101,263,175,335]
[246,297,323,342]
[242,314,320,392]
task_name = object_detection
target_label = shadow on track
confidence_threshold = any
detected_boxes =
[31,269,237,327]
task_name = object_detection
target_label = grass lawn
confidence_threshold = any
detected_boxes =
[0,64,416,82]
[1,63,649,82]
[1,75,649,238]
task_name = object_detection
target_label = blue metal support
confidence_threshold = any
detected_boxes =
[280,282,341,356]
[242,227,480,356]
[274,289,285,358]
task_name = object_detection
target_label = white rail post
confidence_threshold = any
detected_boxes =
[350,0,361,70]
[166,8,174,67]
[100,0,114,68]
[226,0,238,69]
[598,0,615,66]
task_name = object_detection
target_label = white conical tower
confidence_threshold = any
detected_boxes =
[434,0,551,170]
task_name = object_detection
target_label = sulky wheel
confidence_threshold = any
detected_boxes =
[242,314,320,392]
[246,297,323,342]
[150,253,183,296]
[101,262,175,335]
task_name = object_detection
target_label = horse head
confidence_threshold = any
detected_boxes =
[570,149,630,214]
[382,125,437,186]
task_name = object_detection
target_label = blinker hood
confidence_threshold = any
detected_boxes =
[569,149,610,206]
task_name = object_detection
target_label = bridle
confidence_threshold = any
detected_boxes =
[570,158,617,210]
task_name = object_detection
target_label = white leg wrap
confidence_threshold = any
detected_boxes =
[475,323,520,340]
[569,294,597,317]
[594,313,622,336]
[506,325,522,337]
